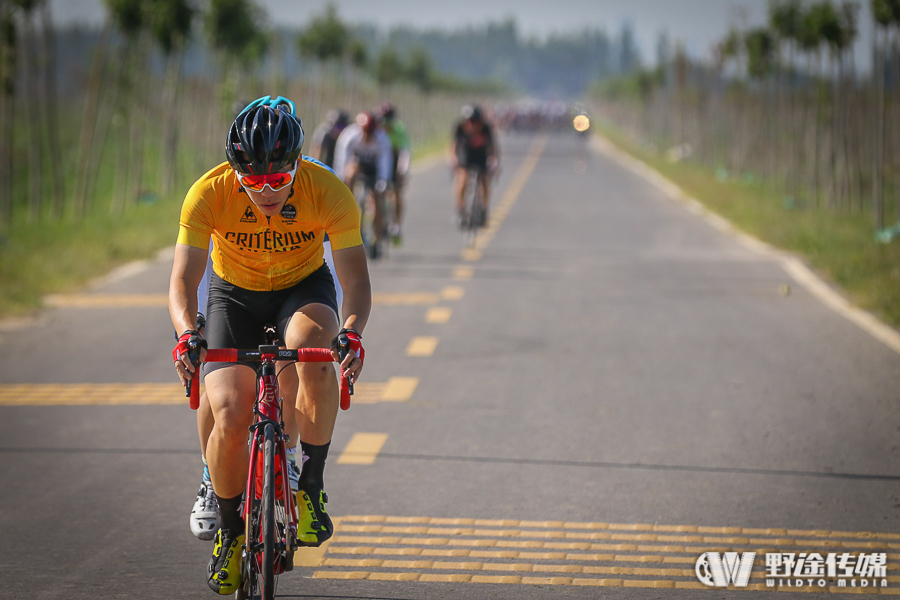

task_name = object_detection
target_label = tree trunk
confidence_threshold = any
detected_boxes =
[0,2,16,231]
[158,38,184,196]
[21,10,42,223]
[40,1,64,220]
[73,23,111,219]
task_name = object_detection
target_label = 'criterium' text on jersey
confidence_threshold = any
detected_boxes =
[224,229,316,253]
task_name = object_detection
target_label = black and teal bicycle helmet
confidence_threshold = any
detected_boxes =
[226,95,304,175]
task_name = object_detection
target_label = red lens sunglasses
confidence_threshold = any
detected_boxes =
[236,162,297,192]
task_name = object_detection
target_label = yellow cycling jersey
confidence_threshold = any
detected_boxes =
[177,157,361,291]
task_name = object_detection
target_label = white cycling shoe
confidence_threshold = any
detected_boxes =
[288,458,301,493]
[190,482,221,541]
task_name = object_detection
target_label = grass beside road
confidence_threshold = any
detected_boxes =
[596,123,900,330]
[0,200,181,319]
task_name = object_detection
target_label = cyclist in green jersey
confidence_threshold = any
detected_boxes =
[379,102,410,246]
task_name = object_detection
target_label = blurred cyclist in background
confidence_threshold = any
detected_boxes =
[334,111,393,258]
[310,109,350,169]
[378,101,410,246]
[452,104,498,227]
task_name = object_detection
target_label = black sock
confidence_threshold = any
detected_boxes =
[299,441,330,490]
[215,493,244,534]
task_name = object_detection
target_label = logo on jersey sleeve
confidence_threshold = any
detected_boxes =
[240,206,257,223]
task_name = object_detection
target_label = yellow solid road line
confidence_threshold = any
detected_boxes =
[301,515,900,594]
[406,337,438,357]
[0,383,186,405]
[341,515,900,541]
[334,523,897,550]
[312,570,898,593]
[425,307,452,324]
[337,433,389,465]
[1,378,418,406]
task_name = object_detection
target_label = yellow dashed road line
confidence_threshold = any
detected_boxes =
[301,515,900,594]
[372,292,441,306]
[440,286,465,301]
[337,434,389,465]
[453,266,474,280]
[406,337,438,357]
[425,307,452,324]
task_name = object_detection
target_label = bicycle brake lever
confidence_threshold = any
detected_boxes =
[337,334,355,397]
[186,345,202,409]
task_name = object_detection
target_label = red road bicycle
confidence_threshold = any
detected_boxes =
[185,341,352,600]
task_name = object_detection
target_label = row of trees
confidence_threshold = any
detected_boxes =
[0,0,487,233]
[594,0,900,230]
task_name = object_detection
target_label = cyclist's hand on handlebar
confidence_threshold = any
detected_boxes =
[331,328,364,384]
[173,330,208,386]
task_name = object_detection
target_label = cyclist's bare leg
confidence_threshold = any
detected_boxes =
[284,303,340,445]
[371,189,385,246]
[204,364,258,498]
[479,170,491,213]
[198,365,298,459]
[198,391,213,458]
[276,362,300,449]
[392,186,404,230]
[454,167,468,213]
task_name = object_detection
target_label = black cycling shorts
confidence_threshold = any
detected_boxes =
[458,149,488,171]
[203,263,339,376]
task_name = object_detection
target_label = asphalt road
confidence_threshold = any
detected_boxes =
[2,132,899,599]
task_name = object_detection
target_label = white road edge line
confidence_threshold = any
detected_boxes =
[591,134,900,357]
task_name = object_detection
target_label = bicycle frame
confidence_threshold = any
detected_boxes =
[189,344,351,600]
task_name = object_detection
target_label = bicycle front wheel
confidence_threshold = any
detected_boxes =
[261,423,276,600]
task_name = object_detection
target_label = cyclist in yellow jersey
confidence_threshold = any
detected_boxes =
[169,96,371,595]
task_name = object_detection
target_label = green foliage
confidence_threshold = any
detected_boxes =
[406,46,434,93]
[347,38,367,69]
[872,0,900,25]
[375,46,403,85]
[148,0,196,54]
[206,0,268,64]
[104,0,145,37]
[769,0,804,40]
[744,28,776,78]
[592,68,662,103]
[297,3,348,62]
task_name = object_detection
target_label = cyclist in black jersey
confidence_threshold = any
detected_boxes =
[452,105,498,226]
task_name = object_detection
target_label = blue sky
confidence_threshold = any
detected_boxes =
[51,0,876,69]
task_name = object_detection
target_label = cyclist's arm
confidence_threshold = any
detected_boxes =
[169,243,210,337]
[331,244,371,335]
[376,131,393,185]
[331,244,371,382]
